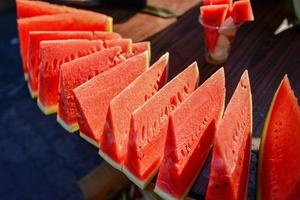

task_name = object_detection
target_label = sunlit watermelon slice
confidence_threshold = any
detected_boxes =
[257,76,300,200]
[123,62,199,189]
[27,31,93,98]
[202,0,232,5]
[232,0,254,24]
[37,39,105,115]
[206,70,252,200]
[99,53,169,170]
[57,39,138,133]
[16,0,78,19]
[93,31,121,40]
[27,30,121,98]
[73,52,149,147]
[200,5,229,52]
[154,68,226,200]
[17,13,112,80]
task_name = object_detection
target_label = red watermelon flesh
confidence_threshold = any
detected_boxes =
[99,53,169,170]
[104,39,132,53]
[257,76,300,200]
[73,52,149,147]
[232,0,254,24]
[57,39,133,132]
[27,31,121,98]
[16,0,78,19]
[27,31,93,98]
[17,13,112,79]
[154,68,226,200]
[37,39,105,115]
[206,70,252,200]
[132,42,151,55]
[123,62,199,189]
[94,31,121,40]
[200,5,229,52]
[202,0,232,5]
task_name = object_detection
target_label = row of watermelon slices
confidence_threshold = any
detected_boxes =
[16,1,300,200]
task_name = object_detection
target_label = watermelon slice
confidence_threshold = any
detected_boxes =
[154,68,226,200]
[93,31,121,40]
[16,0,78,19]
[27,31,122,98]
[17,12,112,79]
[37,39,105,115]
[257,76,300,200]
[57,39,135,132]
[232,0,254,24]
[99,53,169,170]
[27,31,93,98]
[206,70,252,200]
[200,5,229,52]
[123,62,199,189]
[73,52,149,147]
[202,0,232,5]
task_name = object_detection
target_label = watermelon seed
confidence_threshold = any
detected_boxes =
[177,92,183,102]
[144,95,149,101]
[184,84,189,94]
[214,183,219,190]
[232,149,235,154]
[141,126,146,141]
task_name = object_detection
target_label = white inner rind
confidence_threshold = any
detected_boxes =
[79,132,99,148]
[122,162,161,190]
[154,187,178,200]
[98,149,122,171]
[27,83,37,99]
[37,100,57,115]
[57,117,79,133]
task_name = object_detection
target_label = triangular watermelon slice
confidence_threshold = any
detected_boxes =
[202,0,232,5]
[73,52,149,147]
[93,31,122,40]
[37,39,105,115]
[99,53,169,170]
[27,31,93,98]
[17,12,112,80]
[200,4,229,52]
[154,68,226,200]
[123,62,199,189]
[257,76,300,200]
[232,0,254,24]
[16,0,78,19]
[57,39,144,133]
[206,70,252,200]
[27,31,121,98]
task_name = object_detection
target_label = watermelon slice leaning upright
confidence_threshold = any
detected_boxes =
[37,39,105,115]
[73,52,149,147]
[27,31,93,98]
[200,4,229,52]
[123,62,199,189]
[232,0,254,24]
[57,39,136,133]
[257,76,300,200]
[99,53,169,170]
[206,70,252,200]
[16,0,78,19]
[202,0,232,5]
[154,68,226,200]
[27,30,121,98]
[17,12,112,80]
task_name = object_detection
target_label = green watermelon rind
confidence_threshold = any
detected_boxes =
[98,149,122,171]
[123,164,160,189]
[79,132,99,148]
[27,82,37,98]
[256,76,285,200]
[292,0,300,21]
[24,73,28,81]
[57,116,79,133]
[37,99,57,115]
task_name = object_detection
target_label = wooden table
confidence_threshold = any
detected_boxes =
[80,0,300,199]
